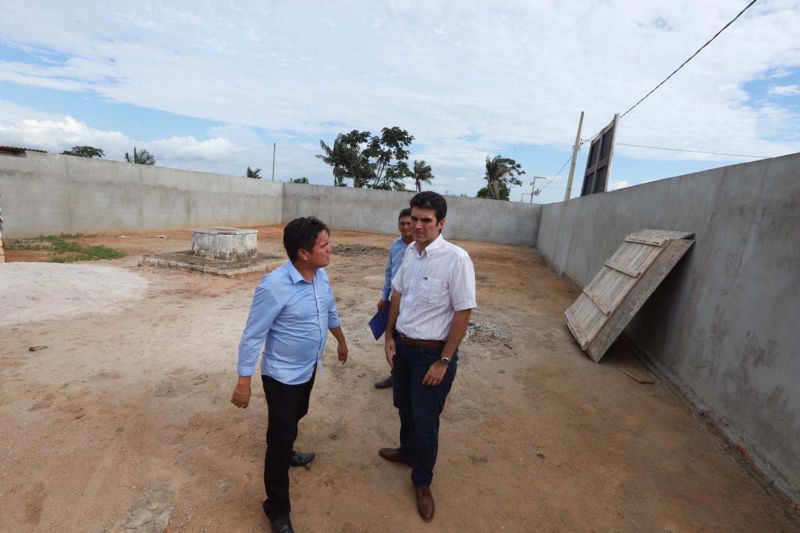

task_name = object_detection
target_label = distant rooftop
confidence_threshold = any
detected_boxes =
[0,146,48,155]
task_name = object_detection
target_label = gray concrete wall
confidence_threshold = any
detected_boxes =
[0,151,283,236]
[282,183,541,246]
[537,152,800,501]
[0,152,540,246]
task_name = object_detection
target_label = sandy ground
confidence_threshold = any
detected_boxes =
[0,226,797,533]
[0,263,149,328]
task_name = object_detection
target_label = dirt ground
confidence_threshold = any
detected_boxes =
[1,226,798,532]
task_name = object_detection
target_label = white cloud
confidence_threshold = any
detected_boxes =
[0,101,238,169]
[608,180,631,191]
[0,100,331,181]
[769,84,800,96]
[0,0,799,196]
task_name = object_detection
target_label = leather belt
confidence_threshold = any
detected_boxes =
[398,334,446,348]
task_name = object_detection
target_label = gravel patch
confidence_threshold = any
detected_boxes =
[0,263,149,327]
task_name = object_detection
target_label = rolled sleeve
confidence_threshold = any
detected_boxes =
[449,255,477,311]
[391,268,404,295]
[327,283,341,329]
[237,284,281,376]
[391,248,410,295]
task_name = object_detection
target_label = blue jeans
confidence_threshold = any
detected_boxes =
[392,337,458,487]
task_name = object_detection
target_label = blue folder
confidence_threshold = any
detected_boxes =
[369,306,390,340]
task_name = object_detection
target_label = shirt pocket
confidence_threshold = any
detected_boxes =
[419,277,449,306]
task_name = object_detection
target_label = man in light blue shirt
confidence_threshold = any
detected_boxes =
[231,216,348,533]
[374,207,413,389]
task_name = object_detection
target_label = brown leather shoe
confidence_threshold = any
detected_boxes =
[378,447,414,468]
[415,486,435,522]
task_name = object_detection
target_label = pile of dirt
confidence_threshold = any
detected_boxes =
[332,244,386,257]
[466,321,511,345]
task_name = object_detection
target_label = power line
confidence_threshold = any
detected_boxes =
[619,0,758,118]
[616,142,769,159]
[538,153,577,194]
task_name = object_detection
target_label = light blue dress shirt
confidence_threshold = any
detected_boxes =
[381,237,410,301]
[237,261,340,385]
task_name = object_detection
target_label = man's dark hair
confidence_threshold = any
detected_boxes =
[283,216,329,261]
[398,207,412,219]
[410,191,447,222]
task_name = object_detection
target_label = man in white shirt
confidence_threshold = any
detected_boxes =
[380,191,477,523]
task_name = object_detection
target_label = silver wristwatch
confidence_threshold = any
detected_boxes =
[439,356,451,366]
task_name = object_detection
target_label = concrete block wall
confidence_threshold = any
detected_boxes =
[537,152,800,501]
[282,183,541,246]
[0,151,283,236]
[0,152,540,246]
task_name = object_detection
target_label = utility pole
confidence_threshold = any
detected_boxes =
[564,111,584,201]
[521,176,547,203]
[529,176,546,203]
[271,142,276,181]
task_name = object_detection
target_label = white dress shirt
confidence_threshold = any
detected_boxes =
[391,234,477,341]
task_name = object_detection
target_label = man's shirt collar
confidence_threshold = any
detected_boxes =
[286,260,310,284]
[413,233,445,257]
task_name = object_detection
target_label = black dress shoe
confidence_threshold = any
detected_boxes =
[290,450,315,467]
[374,375,393,389]
[270,514,294,533]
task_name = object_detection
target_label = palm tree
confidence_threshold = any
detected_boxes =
[317,132,373,188]
[246,167,262,179]
[412,160,434,192]
[125,147,155,165]
[482,155,525,200]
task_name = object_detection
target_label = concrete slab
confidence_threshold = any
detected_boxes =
[138,250,282,277]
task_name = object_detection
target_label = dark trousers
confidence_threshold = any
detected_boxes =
[261,371,315,519]
[392,337,458,488]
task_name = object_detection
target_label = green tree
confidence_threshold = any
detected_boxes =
[62,145,105,158]
[246,166,262,179]
[317,130,372,188]
[366,127,414,190]
[317,127,414,190]
[289,177,309,184]
[481,155,525,200]
[477,184,512,200]
[125,147,155,165]
[412,160,434,192]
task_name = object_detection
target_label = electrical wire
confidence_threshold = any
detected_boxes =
[616,142,768,159]
[537,153,576,193]
[619,0,759,118]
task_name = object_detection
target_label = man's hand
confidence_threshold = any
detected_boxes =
[422,361,447,386]
[337,341,349,364]
[377,299,387,312]
[385,336,396,368]
[231,376,252,409]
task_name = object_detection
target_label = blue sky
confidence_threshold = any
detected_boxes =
[1,1,799,203]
